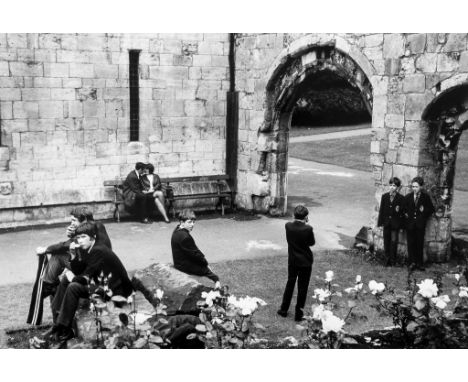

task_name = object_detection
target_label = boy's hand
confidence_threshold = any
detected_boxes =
[65,270,75,282]
[69,242,79,259]
[66,225,75,238]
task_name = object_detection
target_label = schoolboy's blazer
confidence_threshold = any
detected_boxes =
[403,191,435,230]
[377,192,405,230]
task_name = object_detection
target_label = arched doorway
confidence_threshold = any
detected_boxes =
[257,42,374,216]
[420,83,468,260]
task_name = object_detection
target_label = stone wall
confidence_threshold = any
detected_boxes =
[234,33,468,261]
[0,33,229,228]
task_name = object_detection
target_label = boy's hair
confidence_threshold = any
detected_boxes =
[389,177,401,187]
[135,162,146,171]
[70,206,94,222]
[146,163,155,174]
[411,176,424,186]
[178,209,196,222]
[74,221,97,238]
[294,205,309,220]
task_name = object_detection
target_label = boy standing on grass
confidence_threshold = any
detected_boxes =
[377,177,404,266]
[403,176,434,271]
[277,205,315,322]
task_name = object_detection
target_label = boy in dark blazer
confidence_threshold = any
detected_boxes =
[171,209,220,287]
[277,205,315,322]
[47,221,133,343]
[403,176,435,271]
[377,177,404,266]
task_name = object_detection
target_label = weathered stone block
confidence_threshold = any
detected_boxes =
[69,63,95,78]
[406,34,426,54]
[0,182,12,195]
[405,93,432,120]
[402,74,426,93]
[51,88,76,101]
[184,100,207,117]
[94,64,118,79]
[13,101,39,119]
[384,59,400,75]
[38,101,64,118]
[1,119,28,133]
[441,34,467,53]
[20,131,47,146]
[384,113,404,129]
[0,88,21,101]
[383,34,405,58]
[437,53,459,72]
[43,63,69,77]
[459,51,468,71]
[396,147,419,166]
[9,62,43,77]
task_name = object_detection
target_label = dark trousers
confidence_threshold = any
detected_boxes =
[406,227,426,267]
[383,227,399,264]
[51,277,89,328]
[280,264,312,316]
[135,193,155,220]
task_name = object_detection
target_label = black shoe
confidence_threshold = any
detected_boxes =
[408,263,416,271]
[277,310,288,318]
[416,265,426,271]
[42,325,60,340]
[294,314,304,322]
[57,326,75,342]
[141,218,152,224]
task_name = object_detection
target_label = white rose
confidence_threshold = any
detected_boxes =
[368,280,385,294]
[431,295,450,309]
[459,287,468,298]
[325,270,334,282]
[417,279,438,298]
[321,311,345,333]
[356,275,362,283]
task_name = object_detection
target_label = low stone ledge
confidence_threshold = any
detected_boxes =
[131,263,212,315]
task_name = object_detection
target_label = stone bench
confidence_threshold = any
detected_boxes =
[103,175,235,222]
[74,263,213,342]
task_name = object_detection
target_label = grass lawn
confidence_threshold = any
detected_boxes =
[2,250,460,348]
[289,122,371,138]
[289,135,372,172]
[289,134,468,191]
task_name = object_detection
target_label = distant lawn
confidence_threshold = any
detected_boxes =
[289,135,373,172]
[2,250,460,348]
[289,134,468,191]
[290,122,371,138]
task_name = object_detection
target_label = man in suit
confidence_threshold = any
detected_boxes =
[122,162,155,224]
[403,176,435,271]
[377,177,404,266]
[27,206,112,326]
[171,209,220,287]
[47,221,133,343]
[277,205,315,322]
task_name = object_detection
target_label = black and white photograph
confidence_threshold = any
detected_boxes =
[1,1,467,380]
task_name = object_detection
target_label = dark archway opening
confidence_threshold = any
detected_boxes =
[291,70,371,128]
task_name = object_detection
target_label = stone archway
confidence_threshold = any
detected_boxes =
[256,40,374,215]
[419,83,468,260]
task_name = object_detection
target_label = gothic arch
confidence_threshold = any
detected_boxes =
[257,37,375,214]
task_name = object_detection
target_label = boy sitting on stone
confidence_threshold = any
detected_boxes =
[171,209,220,288]
[46,222,133,343]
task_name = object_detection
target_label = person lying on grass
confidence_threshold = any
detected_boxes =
[171,209,221,289]
[44,221,133,344]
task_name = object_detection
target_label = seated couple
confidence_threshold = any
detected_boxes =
[123,162,170,224]
[42,221,133,343]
